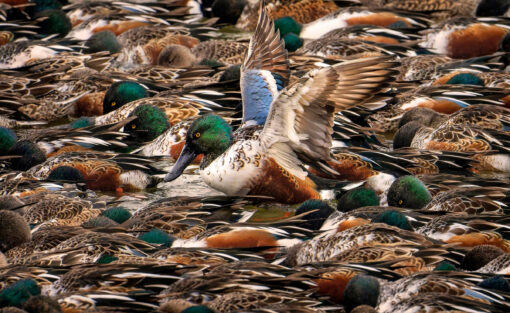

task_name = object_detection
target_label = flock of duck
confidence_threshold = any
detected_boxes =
[1,0,510,312]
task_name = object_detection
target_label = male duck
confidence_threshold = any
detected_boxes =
[164,3,398,204]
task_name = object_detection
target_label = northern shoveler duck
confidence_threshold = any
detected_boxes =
[0,39,72,70]
[420,17,510,58]
[342,272,510,313]
[22,151,164,192]
[236,0,339,31]
[164,2,398,204]
[393,119,510,172]
[276,6,430,41]
[285,222,433,266]
[358,0,510,20]
[367,85,508,133]
[399,104,510,133]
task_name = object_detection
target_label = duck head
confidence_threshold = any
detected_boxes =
[103,81,148,114]
[85,30,122,54]
[387,175,431,209]
[164,114,233,182]
[125,104,170,142]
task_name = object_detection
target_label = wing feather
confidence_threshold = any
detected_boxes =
[261,56,399,179]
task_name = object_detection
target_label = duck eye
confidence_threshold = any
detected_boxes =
[195,132,201,138]
[131,124,136,129]
[111,101,116,107]
[398,200,403,205]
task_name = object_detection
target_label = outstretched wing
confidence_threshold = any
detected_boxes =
[240,0,290,125]
[261,56,399,179]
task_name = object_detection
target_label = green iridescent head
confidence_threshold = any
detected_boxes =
[446,73,484,86]
[35,9,72,37]
[387,176,431,209]
[283,33,303,52]
[103,81,148,114]
[85,30,121,54]
[0,279,40,308]
[100,207,132,224]
[274,16,302,37]
[126,104,170,142]
[343,275,380,313]
[372,210,413,230]
[434,260,457,271]
[337,187,379,212]
[138,229,175,247]
[0,127,17,155]
[8,140,46,171]
[164,114,232,182]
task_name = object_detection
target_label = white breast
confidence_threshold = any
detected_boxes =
[201,139,265,196]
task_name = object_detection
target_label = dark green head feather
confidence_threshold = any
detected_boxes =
[100,207,132,224]
[283,33,302,52]
[0,279,40,308]
[35,9,72,37]
[274,17,302,37]
[47,166,84,182]
[0,127,17,155]
[434,260,457,271]
[372,210,413,231]
[85,30,121,54]
[295,200,333,230]
[103,81,148,114]
[343,275,380,313]
[126,104,170,142]
[138,229,175,247]
[8,140,46,171]
[387,176,431,209]
[337,187,379,212]
[446,73,484,86]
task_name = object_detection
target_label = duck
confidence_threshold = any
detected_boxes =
[393,117,510,172]
[420,16,510,58]
[21,151,164,192]
[235,0,339,31]
[342,272,510,313]
[358,0,510,20]
[275,6,430,41]
[367,84,508,134]
[164,2,398,204]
